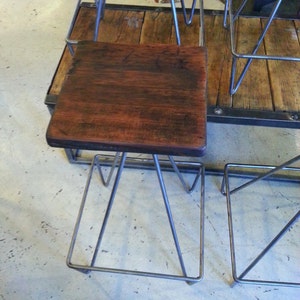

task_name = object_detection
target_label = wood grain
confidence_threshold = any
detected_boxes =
[233,17,273,110]
[264,19,300,112]
[47,42,207,156]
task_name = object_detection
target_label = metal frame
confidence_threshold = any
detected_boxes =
[221,155,300,287]
[223,0,300,95]
[67,153,205,283]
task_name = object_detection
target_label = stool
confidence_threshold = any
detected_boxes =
[221,155,300,287]
[46,41,207,283]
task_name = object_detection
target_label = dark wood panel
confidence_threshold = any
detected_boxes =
[47,42,207,156]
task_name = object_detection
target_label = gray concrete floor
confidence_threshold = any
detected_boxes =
[0,1,299,299]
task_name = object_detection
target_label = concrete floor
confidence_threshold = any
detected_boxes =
[0,0,299,299]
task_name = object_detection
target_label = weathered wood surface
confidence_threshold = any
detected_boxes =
[47,42,207,156]
[48,6,300,116]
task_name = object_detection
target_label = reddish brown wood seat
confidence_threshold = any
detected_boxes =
[46,41,207,157]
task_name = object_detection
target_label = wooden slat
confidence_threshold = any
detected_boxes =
[97,10,144,43]
[140,11,174,44]
[233,17,273,110]
[205,15,231,107]
[263,19,300,112]
[296,20,300,41]
[141,12,200,45]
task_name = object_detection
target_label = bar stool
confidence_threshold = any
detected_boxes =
[221,155,300,287]
[46,41,207,283]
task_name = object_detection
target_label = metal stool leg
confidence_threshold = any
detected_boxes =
[170,0,205,46]
[66,153,205,283]
[66,152,127,273]
[222,155,300,287]
[168,155,202,193]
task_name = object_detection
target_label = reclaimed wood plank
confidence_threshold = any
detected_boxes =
[140,10,174,44]
[233,17,273,110]
[205,15,231,107]
[263,19,300,112]
[96,9,144,43]
[142,11,200,45]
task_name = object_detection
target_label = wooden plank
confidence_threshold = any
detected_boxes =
[296,20,300,41]
[263,19,300,112]
[97,10,144,44]
[141,11,200,45]
[232,17,273,110]
[205,15,231,107]
[140,11,174,44]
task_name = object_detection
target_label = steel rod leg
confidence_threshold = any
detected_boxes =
[153,155,188,278]
[95,152,121,187]
[238,210,300,281]
[66,154,100,270]
[170,0,181,45]
[94,0,106,41]
[90,152,127,267]
[168,156,202,193]
[231,155,300,194]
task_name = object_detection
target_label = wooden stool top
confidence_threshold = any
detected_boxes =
[46,42,207,156]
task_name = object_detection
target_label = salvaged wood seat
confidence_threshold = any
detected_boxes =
[46,41,207,283]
